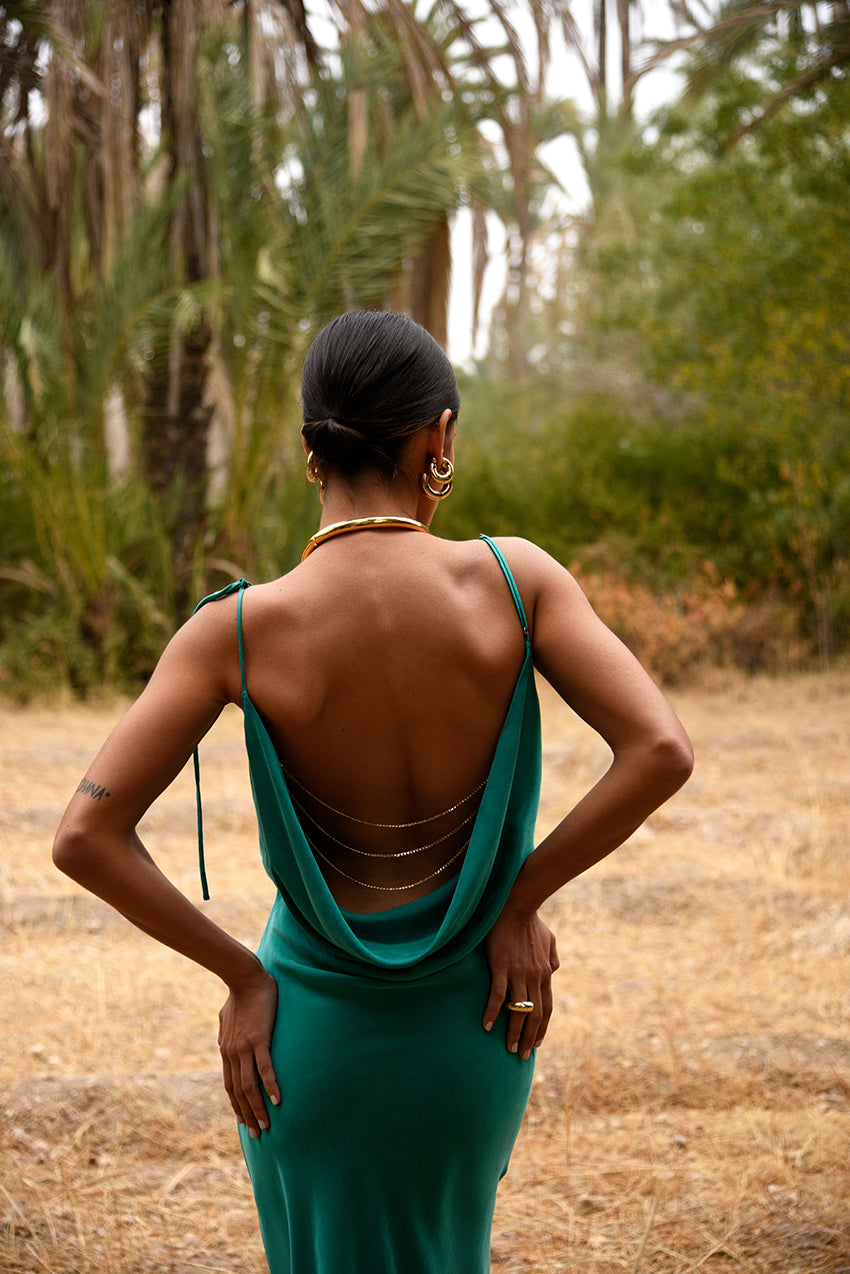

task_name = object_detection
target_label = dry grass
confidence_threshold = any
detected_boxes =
[1,668,849,1273]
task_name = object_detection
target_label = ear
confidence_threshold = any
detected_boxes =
[430,407,455,462]
[301,431,311,457]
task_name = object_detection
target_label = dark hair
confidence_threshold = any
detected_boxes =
[301,310,460,478]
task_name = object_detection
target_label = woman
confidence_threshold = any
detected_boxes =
[53,310,693,1273]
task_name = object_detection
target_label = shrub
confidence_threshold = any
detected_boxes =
[574,562,807,684]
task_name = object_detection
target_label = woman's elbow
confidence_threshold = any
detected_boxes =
[52,822,98,882]
[652,728,694,794]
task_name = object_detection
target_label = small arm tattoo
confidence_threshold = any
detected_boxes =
[76,778,111,801]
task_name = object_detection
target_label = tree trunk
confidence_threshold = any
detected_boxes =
[617,0,633,117]
[409,216,451,350]
[140,0,214,610]
[142,325,213,601]
[596,0,608,119]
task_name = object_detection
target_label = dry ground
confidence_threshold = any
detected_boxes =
[1,669,849,1273]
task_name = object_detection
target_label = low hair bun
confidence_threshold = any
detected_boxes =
[302,413,382,469]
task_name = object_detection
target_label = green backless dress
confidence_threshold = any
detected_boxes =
[193,537,542,1273]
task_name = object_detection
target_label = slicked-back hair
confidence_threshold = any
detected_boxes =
[301,311,460,479]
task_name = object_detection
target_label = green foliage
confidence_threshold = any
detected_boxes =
[443,354,842,674]
[0,172,203,695]
[667,0,850,147]
[0,448,178,698]
[441,379,661,564]
[3,4,849,693]
[0,17,498,695]
[190,29,486,577]
[552,64,850,663]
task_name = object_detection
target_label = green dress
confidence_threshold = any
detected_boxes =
[194,537,542,1274]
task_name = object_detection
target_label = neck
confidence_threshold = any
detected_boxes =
[301,514,430,562]
[317,475,436,530]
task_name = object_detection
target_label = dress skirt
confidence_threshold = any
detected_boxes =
[238,881,535,1274]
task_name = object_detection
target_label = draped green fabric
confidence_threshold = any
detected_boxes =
[193,536,543,1273]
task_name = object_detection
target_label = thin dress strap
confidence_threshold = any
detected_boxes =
[190,579,250,900]
[479,535,530,641]
[236,582,248,696]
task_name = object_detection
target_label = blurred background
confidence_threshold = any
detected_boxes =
[1,0,848,697]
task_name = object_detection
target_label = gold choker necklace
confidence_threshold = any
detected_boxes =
[301,516,429,561]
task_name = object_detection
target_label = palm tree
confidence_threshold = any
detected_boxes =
[643,0,850,146]
[193,22,488,573]
[2,0,574,428]
[1,2,524,682]
[2,0,587,672]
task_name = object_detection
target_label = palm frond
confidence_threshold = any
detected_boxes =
[641,0,850,127]
[279,80,478,328]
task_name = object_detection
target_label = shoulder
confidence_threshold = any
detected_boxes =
[153,571,312,703]
[152,584,247,702]
[181,582,246,648]
[434,535,592,644]
[479,537,588,608]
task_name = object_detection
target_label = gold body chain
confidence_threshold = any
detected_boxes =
[281,764,486,829]
[306,834,470,892]
[291,792,476,858]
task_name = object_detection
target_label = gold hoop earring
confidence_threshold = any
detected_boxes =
[420,456,454,500]
[306,451,324,489]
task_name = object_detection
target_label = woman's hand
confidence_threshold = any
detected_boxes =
[482,905,559,1059]
[218,968,281,1137]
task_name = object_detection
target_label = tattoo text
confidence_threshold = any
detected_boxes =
[77,778,111,801]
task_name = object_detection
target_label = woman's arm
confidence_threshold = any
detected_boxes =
[52,601,280,1136]
[482,539,694,1058]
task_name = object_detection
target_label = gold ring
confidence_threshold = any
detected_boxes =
[507,1001,534,1013]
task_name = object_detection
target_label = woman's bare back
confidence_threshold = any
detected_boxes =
[232,533,528,909]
